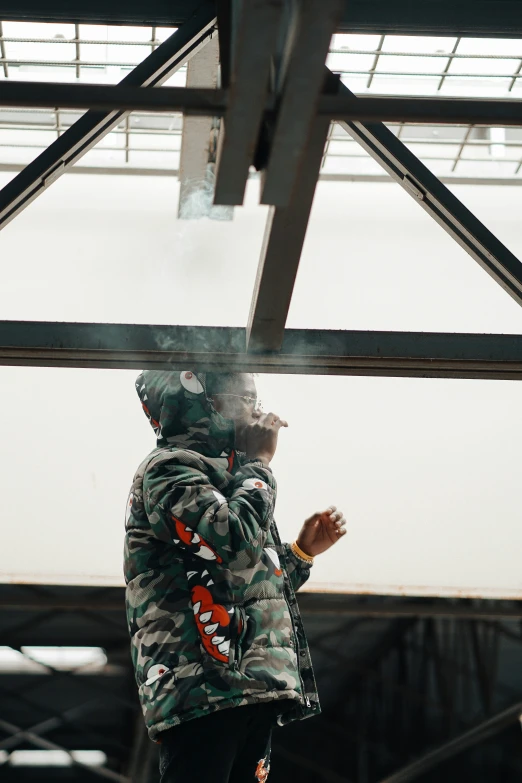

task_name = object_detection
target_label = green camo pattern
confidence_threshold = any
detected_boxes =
[124,370,320,740]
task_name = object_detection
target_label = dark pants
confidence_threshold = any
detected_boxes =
[159,703,275,783]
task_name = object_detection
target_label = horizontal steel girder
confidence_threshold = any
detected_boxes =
[1,83,522,126]
[0,322,522,379]
[0,1,520,38]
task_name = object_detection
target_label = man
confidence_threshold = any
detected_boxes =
[124,370,346,782]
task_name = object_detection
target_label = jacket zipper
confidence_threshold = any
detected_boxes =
[270,524,310,709]
[232,606,247,671]
[288,603,311,708]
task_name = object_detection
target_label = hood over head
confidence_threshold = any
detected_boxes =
[136,370,236,457]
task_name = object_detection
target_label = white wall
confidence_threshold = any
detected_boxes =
[1,172,522,596]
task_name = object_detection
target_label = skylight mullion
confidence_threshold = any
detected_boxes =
[437,37,461,91]
[74,23,80,79]
[0,22,8,78]
[452,125,474,172]
[125,115,130,163]
[367,33,385,89]
[329,48,522,62]
[509,59,522,92]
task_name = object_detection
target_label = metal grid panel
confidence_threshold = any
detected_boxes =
[0,23,522,181]
[0,21,183,171]
[323,32,522,180]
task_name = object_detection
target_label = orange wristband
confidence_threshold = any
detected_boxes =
[291,540,314,564]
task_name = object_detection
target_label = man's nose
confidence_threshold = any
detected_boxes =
[252,409,262,420]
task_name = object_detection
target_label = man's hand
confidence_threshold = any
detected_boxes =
[296,506,347,558]
[244,411,288,465]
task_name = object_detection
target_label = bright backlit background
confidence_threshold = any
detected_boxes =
[1,172,521,598]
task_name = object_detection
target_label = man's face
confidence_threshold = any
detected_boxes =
[209,374,260,451]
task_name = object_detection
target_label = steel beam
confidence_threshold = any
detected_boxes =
[177,33,232,220]
[3,590,522,620]
[3,84,522,127]
[261,0,343,207]
[0,2,216,231]
[213,0,284,206]
[379,701,522,783]
[247,73,340,351]
[337,81,522,309]
[0,1,521,38]
[298,598,522,620]
[1,322,522,379]
[4,163,522,187]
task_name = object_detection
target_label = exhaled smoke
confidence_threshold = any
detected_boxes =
[150,168,236,361]
[178,168,233,222]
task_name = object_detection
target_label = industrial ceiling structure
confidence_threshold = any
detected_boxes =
[2,587,522,783]
[1,24,522,183]
[1,1,522,781]
[0,0,521,375]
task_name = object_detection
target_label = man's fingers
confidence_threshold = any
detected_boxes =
[261,412,288,429]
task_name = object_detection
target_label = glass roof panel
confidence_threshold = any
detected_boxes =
[438,76,514,95]
[448,56,520,76]
[326,51,376,73]
[381,35,458,54]
[365,74,442,94]
[0,127,57,146]
[0,22,521,183]
[376,54,445,74]
[2,21,75,38]
[6,39,76,62]
[403,142,462,159]
[331,33,382,51]
[456,37,522,57]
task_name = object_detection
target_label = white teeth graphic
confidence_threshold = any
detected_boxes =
[193,602,201,614]
[207,579,214,585]
[204,622,219,635]
[199,611,212,623]
[227,608,234,614]
[211,635,225,645]
[202,570,209,576]
[187,571,197,579]
[197,547,216,560]
[218,641,230,654]
[191,533,201,544]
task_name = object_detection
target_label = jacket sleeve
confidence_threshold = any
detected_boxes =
[143,452,276,565]
[283,543,313,593]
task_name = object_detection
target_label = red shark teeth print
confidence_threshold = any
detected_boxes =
[172,517,223,564]
[190,585,231,663]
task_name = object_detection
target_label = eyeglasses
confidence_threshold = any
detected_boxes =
[210,394,262,411]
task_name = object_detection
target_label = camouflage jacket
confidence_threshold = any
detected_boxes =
[124,370,320,740]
